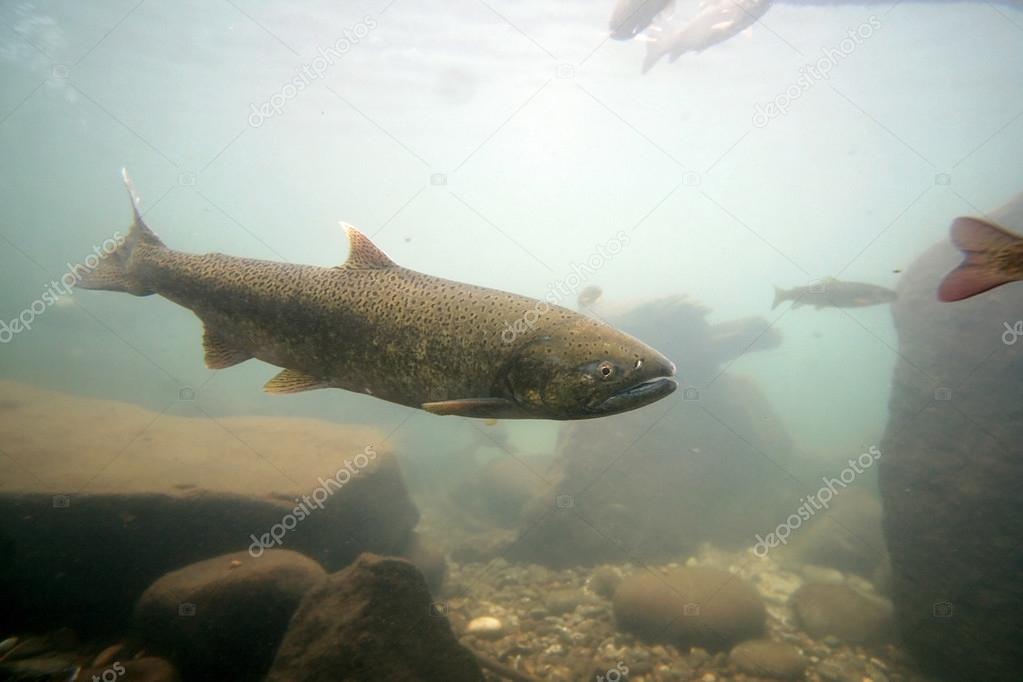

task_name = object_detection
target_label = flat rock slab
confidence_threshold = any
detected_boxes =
[268,553,483,682]
[0,382,419,633]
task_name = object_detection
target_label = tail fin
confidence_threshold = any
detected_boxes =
[771,286,787,310]
[75,169,164,296]
[937,216,1023,302]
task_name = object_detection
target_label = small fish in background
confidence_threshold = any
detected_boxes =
[76,172,677,421]
[577,285,603,308]
[642,0,770,73]
[609,0,675,40]
[938,216,1023,301]
[772,277,896,310]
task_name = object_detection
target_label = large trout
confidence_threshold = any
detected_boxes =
[77,172,677,420]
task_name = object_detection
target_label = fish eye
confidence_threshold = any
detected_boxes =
[634,359,643,370]
[598,361,614,379]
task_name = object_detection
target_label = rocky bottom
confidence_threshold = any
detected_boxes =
[441,545,933,682]
[0,544,937,682]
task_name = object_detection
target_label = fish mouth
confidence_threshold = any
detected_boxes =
[597,375,678,415]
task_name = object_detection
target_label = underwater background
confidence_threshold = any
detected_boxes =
[1,1,1022,681]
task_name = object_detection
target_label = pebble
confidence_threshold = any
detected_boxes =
[544,589,581,615]
[589,566,623,599]
[91,642,125,667]
[0,637,17,656]
[465,616,505,640]
[688,647,711,666]
[5,636,50,660]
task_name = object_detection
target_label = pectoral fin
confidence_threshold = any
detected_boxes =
[203,327,252,369]
[264,369,329,394]
[422,397,517,418]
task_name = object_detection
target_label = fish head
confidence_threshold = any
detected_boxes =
[501,318,677,419]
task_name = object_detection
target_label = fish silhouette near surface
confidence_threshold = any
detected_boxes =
[642,0,770,72]
[938,216,1023,302]
[609,0,675,40]
[76,172,677,420]
[772,277,896,310]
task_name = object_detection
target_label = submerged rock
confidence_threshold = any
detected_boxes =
[612,566,766,649]
[456,455,550,526]
[505,296,795,567]
[589,565,624,599]
[0,382,420,635]
[134,549,325,680]
[790,583,893,644]
[879,195,1023,681]
[77,657,181,682]
[779,488,888,579]
[401,531,448,594]
[0,656,78,678]
[267,553,482,681]
[729,639,806,679]
[1,635,51,660]
[91,641,126,667]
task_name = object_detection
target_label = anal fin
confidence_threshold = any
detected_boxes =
[203,327,252,369]
[264,368,329,394]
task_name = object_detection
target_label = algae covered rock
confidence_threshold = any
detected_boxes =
[790,582,893,644]
[612,566,766,649]
[729,639,806,679]
[0,382,421,635]
[506,296,795,567]
[134,549,325,680]
[268,553,482,681]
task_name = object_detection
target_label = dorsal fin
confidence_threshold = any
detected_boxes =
[121,168,164,247]
[338,223,397,270]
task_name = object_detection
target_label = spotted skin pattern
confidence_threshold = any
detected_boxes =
[79,176,677,420]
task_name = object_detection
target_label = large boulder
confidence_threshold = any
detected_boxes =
[0,382,420,635]
[76,657,181,682]
[790,583,894,644]
[133,550,325,680]
[612,566,766,649]
[776,487,888,579]
[879,193,1023,681]
[267,553,483,681]
[449,454,552,527]
[506,296,795,567]
[401,531,448,594]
